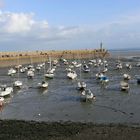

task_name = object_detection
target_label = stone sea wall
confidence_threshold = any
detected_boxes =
[0,49,110,67]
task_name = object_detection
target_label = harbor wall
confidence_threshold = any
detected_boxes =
[0,49,110,67]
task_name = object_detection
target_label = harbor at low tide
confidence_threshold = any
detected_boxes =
[0,51,140,124]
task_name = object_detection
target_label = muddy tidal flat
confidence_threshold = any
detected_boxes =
[0,56,140,123]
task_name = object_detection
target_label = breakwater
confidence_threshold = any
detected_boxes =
[0,49,110,67]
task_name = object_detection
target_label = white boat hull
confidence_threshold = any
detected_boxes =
[67,72,77,79]
[38,82,48,88]
[13,81,23,88]
[0,87,13,97]
[44,73,54,79]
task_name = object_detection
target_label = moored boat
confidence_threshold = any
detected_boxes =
[0,85,13,97]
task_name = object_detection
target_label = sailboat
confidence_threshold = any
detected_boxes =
[0,85,13,97]
[27,55,35,79]
[116,56,123,70]
[38,61,49,89]
[8,68,16,76]
[77,63,86,90]
[67,68,77,79]
[102,59,108,73]
[44,56,54,79]
[27,70,35,78]
[13,54,23,88]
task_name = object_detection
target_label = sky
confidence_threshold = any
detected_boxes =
[0,0,140,51]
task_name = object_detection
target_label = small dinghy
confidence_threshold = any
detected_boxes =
[20,67,26,73]
[81,89,96,102]
[36,65,41,71]
[116,59,122,69]
[120,81,129,91]
[123,74,131,80]
[38,81,48,88]
[77,81,86,90]
[126,63,132,69]
[67,71,77,79]
[83,64,90,73]
[96,72,104,80]
[102,67,108,73]
[13,80,23,88]
[100,76,109,84]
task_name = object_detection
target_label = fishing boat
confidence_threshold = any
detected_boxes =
[0,85,13,97]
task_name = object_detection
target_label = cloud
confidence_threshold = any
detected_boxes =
[0,12,36,33]
[0,11,49,34]
[5,13,34,33]
[0,10,140,51]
